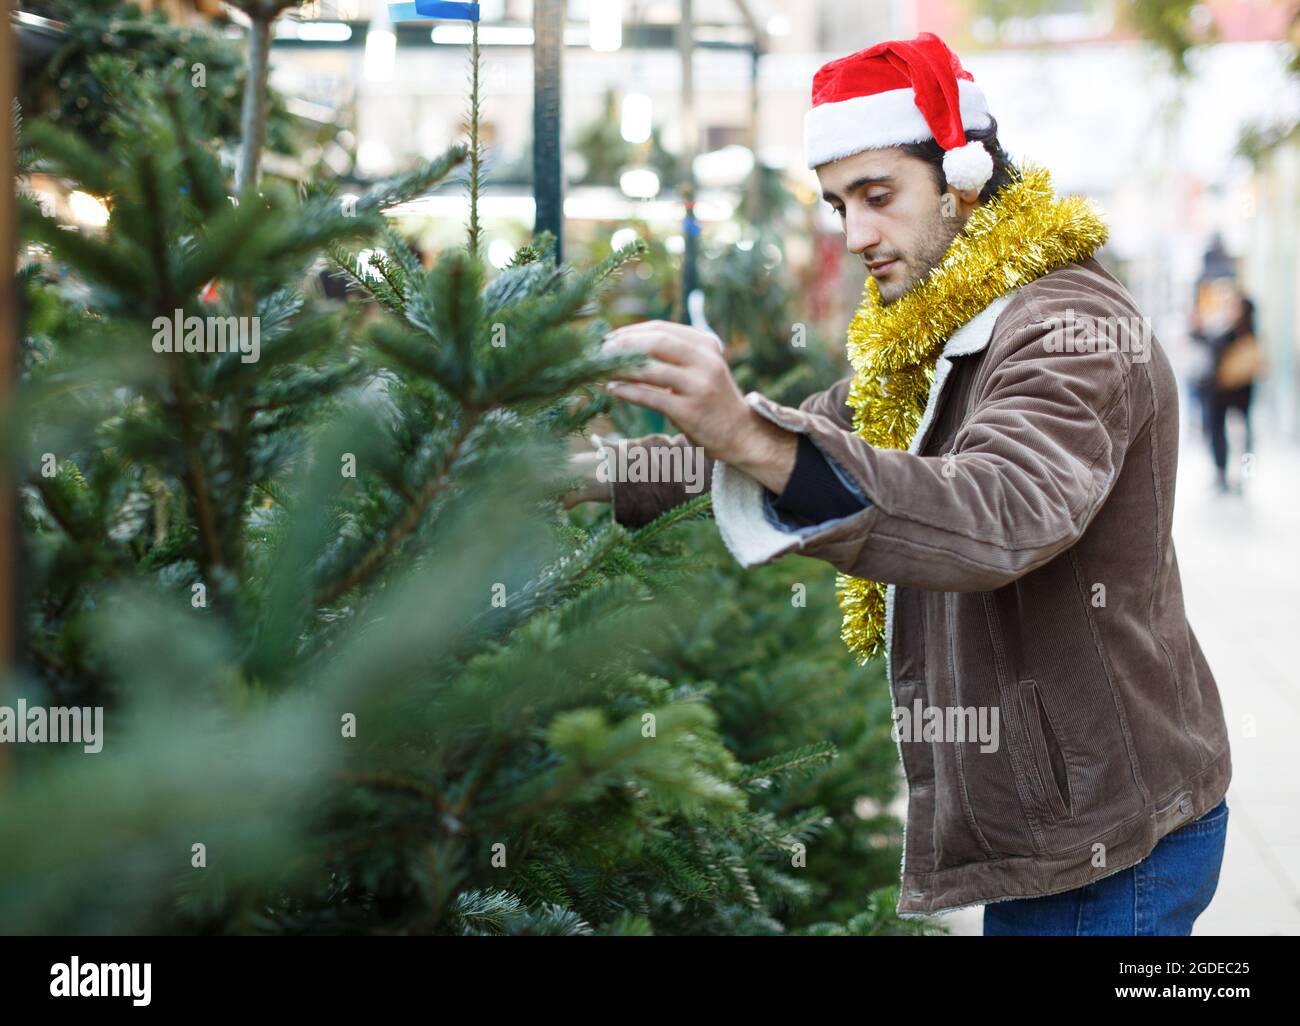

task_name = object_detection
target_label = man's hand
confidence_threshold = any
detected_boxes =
[561,450,609,509]
[601,321,798,495]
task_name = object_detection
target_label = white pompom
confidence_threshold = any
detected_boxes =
[942,141,994,192]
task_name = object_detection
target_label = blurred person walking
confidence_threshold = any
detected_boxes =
[1196,289,1265,493]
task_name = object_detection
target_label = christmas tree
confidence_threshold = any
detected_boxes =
[21,0,301,157]
[599,184,933,933]
[3,8,928,935]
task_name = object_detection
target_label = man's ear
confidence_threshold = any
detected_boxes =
[941,185,982,220]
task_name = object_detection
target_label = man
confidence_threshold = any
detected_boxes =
[566,32,1231,936]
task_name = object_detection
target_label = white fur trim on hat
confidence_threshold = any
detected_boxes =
[942,140,994,192]
[805,78,991,169]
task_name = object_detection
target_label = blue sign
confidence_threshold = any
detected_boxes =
[389,1,481,21]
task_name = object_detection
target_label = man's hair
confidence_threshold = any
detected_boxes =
[896,115,1020,204]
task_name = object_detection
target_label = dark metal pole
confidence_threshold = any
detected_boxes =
[678,0,699,316]
[532,0,564,262]
[746,42,760,220]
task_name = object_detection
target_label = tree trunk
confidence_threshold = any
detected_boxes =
[235,12,273,195]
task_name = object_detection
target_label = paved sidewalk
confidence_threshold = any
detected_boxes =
[1169,423,1300,935]
[934,407,1300,936]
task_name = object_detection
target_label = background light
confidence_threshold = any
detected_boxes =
[610,228,640,252]
[619,168,661,200]
[68,191,109,227]
[296,22,352,42]
[364,29,396,82]
[355,248,385,281]
[488,239,517,269]
[693,145,755,188]
[766,15,792,37]
[357,140,394,177]
[432,25,534,45]
[620,93,653,145]
[590,0,623,52]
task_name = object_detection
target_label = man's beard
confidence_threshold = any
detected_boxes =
[870,207,967,306]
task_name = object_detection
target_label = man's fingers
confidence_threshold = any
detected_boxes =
[605,380,684,420]
[604,332,703,368]
[606,322,723,354]
[604,319,689,343]
[609,358,697,394]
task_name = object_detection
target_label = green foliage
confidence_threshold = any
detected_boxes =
[644,523,934,932]
[1119,0,1214,75]
[8,71,751,930]
[20,0,298,153]
[12,100,36,180]
[15,72,451,641]
[1234,10,1300,168]
[575,226,679,327]
[798,886,940,935]
[4,21,921,938]
[971,0,1211,75]
[570,89,682,189]
[1236,118,1300,168]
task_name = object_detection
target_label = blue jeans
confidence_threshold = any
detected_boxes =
[982,797,1229,936]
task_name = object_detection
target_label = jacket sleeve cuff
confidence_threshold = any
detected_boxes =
[712,393,874,568]
[772,433,873,525]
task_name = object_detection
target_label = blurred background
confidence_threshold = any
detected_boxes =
[16,1,1300,436]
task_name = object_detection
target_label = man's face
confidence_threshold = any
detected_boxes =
[817,146,975,305]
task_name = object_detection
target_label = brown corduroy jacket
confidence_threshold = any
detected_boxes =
[601,256,1232,917]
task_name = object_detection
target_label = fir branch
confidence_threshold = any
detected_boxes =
[31,477,88,543]
[169,355,226,579]
[171,200,271,301]
[18,119,116,196]
[367,250,411,307]
[135,150,176,304]
[334,770,447,810]
[496,522,629,625]
[355,146,469,216]
[735,741,838,789]
[313,414,478,608]
[718,850,762,911]
[326,245,406,314]
[12,99,36,180]
[330,244,411,315]
[624,493,714,550]
[380,224,422,280]
[452,889,528,934]
[22,209,143,298]
[158,82,227,217]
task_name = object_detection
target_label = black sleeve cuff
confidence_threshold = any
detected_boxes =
[769,434,870,527]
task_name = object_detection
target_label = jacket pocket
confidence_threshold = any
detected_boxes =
[1015,679,1073,821]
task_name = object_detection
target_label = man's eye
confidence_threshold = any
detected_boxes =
[830,205,845,217]
[867,193,891,207]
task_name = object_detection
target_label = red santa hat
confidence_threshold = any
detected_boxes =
[804,32,995,192]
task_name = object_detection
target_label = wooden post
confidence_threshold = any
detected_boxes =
[1,0,18,785]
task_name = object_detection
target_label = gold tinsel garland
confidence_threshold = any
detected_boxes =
[835,162,1110,664]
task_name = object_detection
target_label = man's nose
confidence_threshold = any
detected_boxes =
[844,210,883,256]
